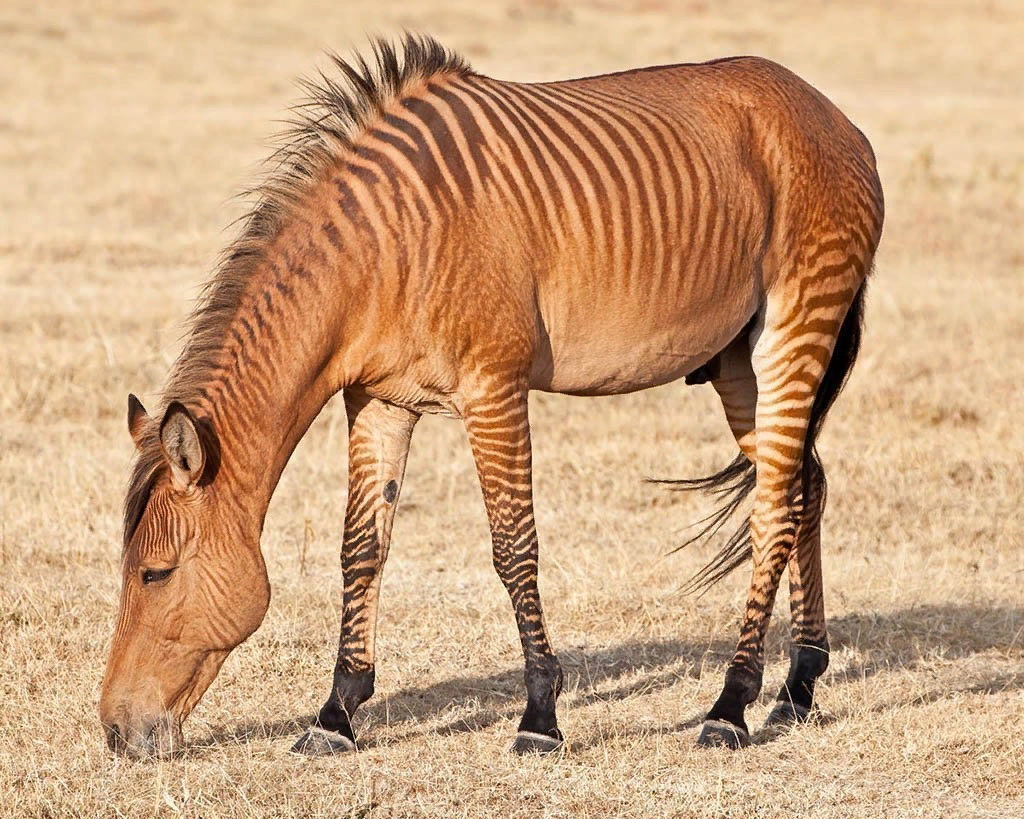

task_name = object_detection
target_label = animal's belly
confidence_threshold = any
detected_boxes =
[532,338,705,395]
[530,302,753,396]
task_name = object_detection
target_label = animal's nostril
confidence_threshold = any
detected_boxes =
[104,723,125,753]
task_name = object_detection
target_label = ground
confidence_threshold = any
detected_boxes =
[1,1,1022,816]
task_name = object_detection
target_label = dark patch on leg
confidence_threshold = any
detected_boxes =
[291,669,375,755]
[512,655,564,755]
[382,479,398,504]
[322,667,376,734]
[698,663,761,749]
[765,640,829,728]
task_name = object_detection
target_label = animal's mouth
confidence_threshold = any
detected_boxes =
[101,650,230,759]
[104,716,184,759]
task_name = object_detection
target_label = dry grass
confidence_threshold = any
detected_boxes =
[2,0,1023,816]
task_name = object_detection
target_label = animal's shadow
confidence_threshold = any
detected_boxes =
[194,604,1023,755]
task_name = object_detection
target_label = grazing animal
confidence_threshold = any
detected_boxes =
[99,35,883,757]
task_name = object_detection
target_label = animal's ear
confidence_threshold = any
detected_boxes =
[159,402,206,491]
[127,394,151,450]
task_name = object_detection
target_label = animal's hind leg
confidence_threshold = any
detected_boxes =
[292,390,418,755]
[713,337,831,729]
[764,459,829,727]
[697,290,851,749]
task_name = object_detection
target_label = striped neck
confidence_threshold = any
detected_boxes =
[167,209,361,533]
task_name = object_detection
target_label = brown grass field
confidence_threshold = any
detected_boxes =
[2,0,1023,816]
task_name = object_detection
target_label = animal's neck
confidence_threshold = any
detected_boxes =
[170,203,369,532]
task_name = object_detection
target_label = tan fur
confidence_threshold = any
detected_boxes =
[101,35,883,756]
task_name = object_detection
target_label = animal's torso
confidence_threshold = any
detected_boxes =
[331,57,877,411]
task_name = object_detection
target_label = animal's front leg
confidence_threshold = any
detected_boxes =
[292,391,418,755]
[464,381,564,755]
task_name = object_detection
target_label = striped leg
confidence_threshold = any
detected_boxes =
[464,382,564,754]
[292,391,418,755]
[698,292,849,749]
[711,336,831,731]
[765,461,829,727]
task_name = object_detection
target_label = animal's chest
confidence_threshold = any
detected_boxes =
[365,380,465,419]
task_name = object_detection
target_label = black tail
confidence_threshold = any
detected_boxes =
[660,284,868,595]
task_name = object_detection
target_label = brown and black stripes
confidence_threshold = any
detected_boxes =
[103,36,883,759]
[304,390,418,753]
[462,378,564,752]
[771,459,830,724]
[359,71,730,279]
[693,278,872,748]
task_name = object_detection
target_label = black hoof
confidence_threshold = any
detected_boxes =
[697,719,750,749]
[290,725,357,756]
[763,701,812,729]
[511,730,563,755]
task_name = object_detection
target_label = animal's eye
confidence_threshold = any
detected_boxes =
[141,567,176,585]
